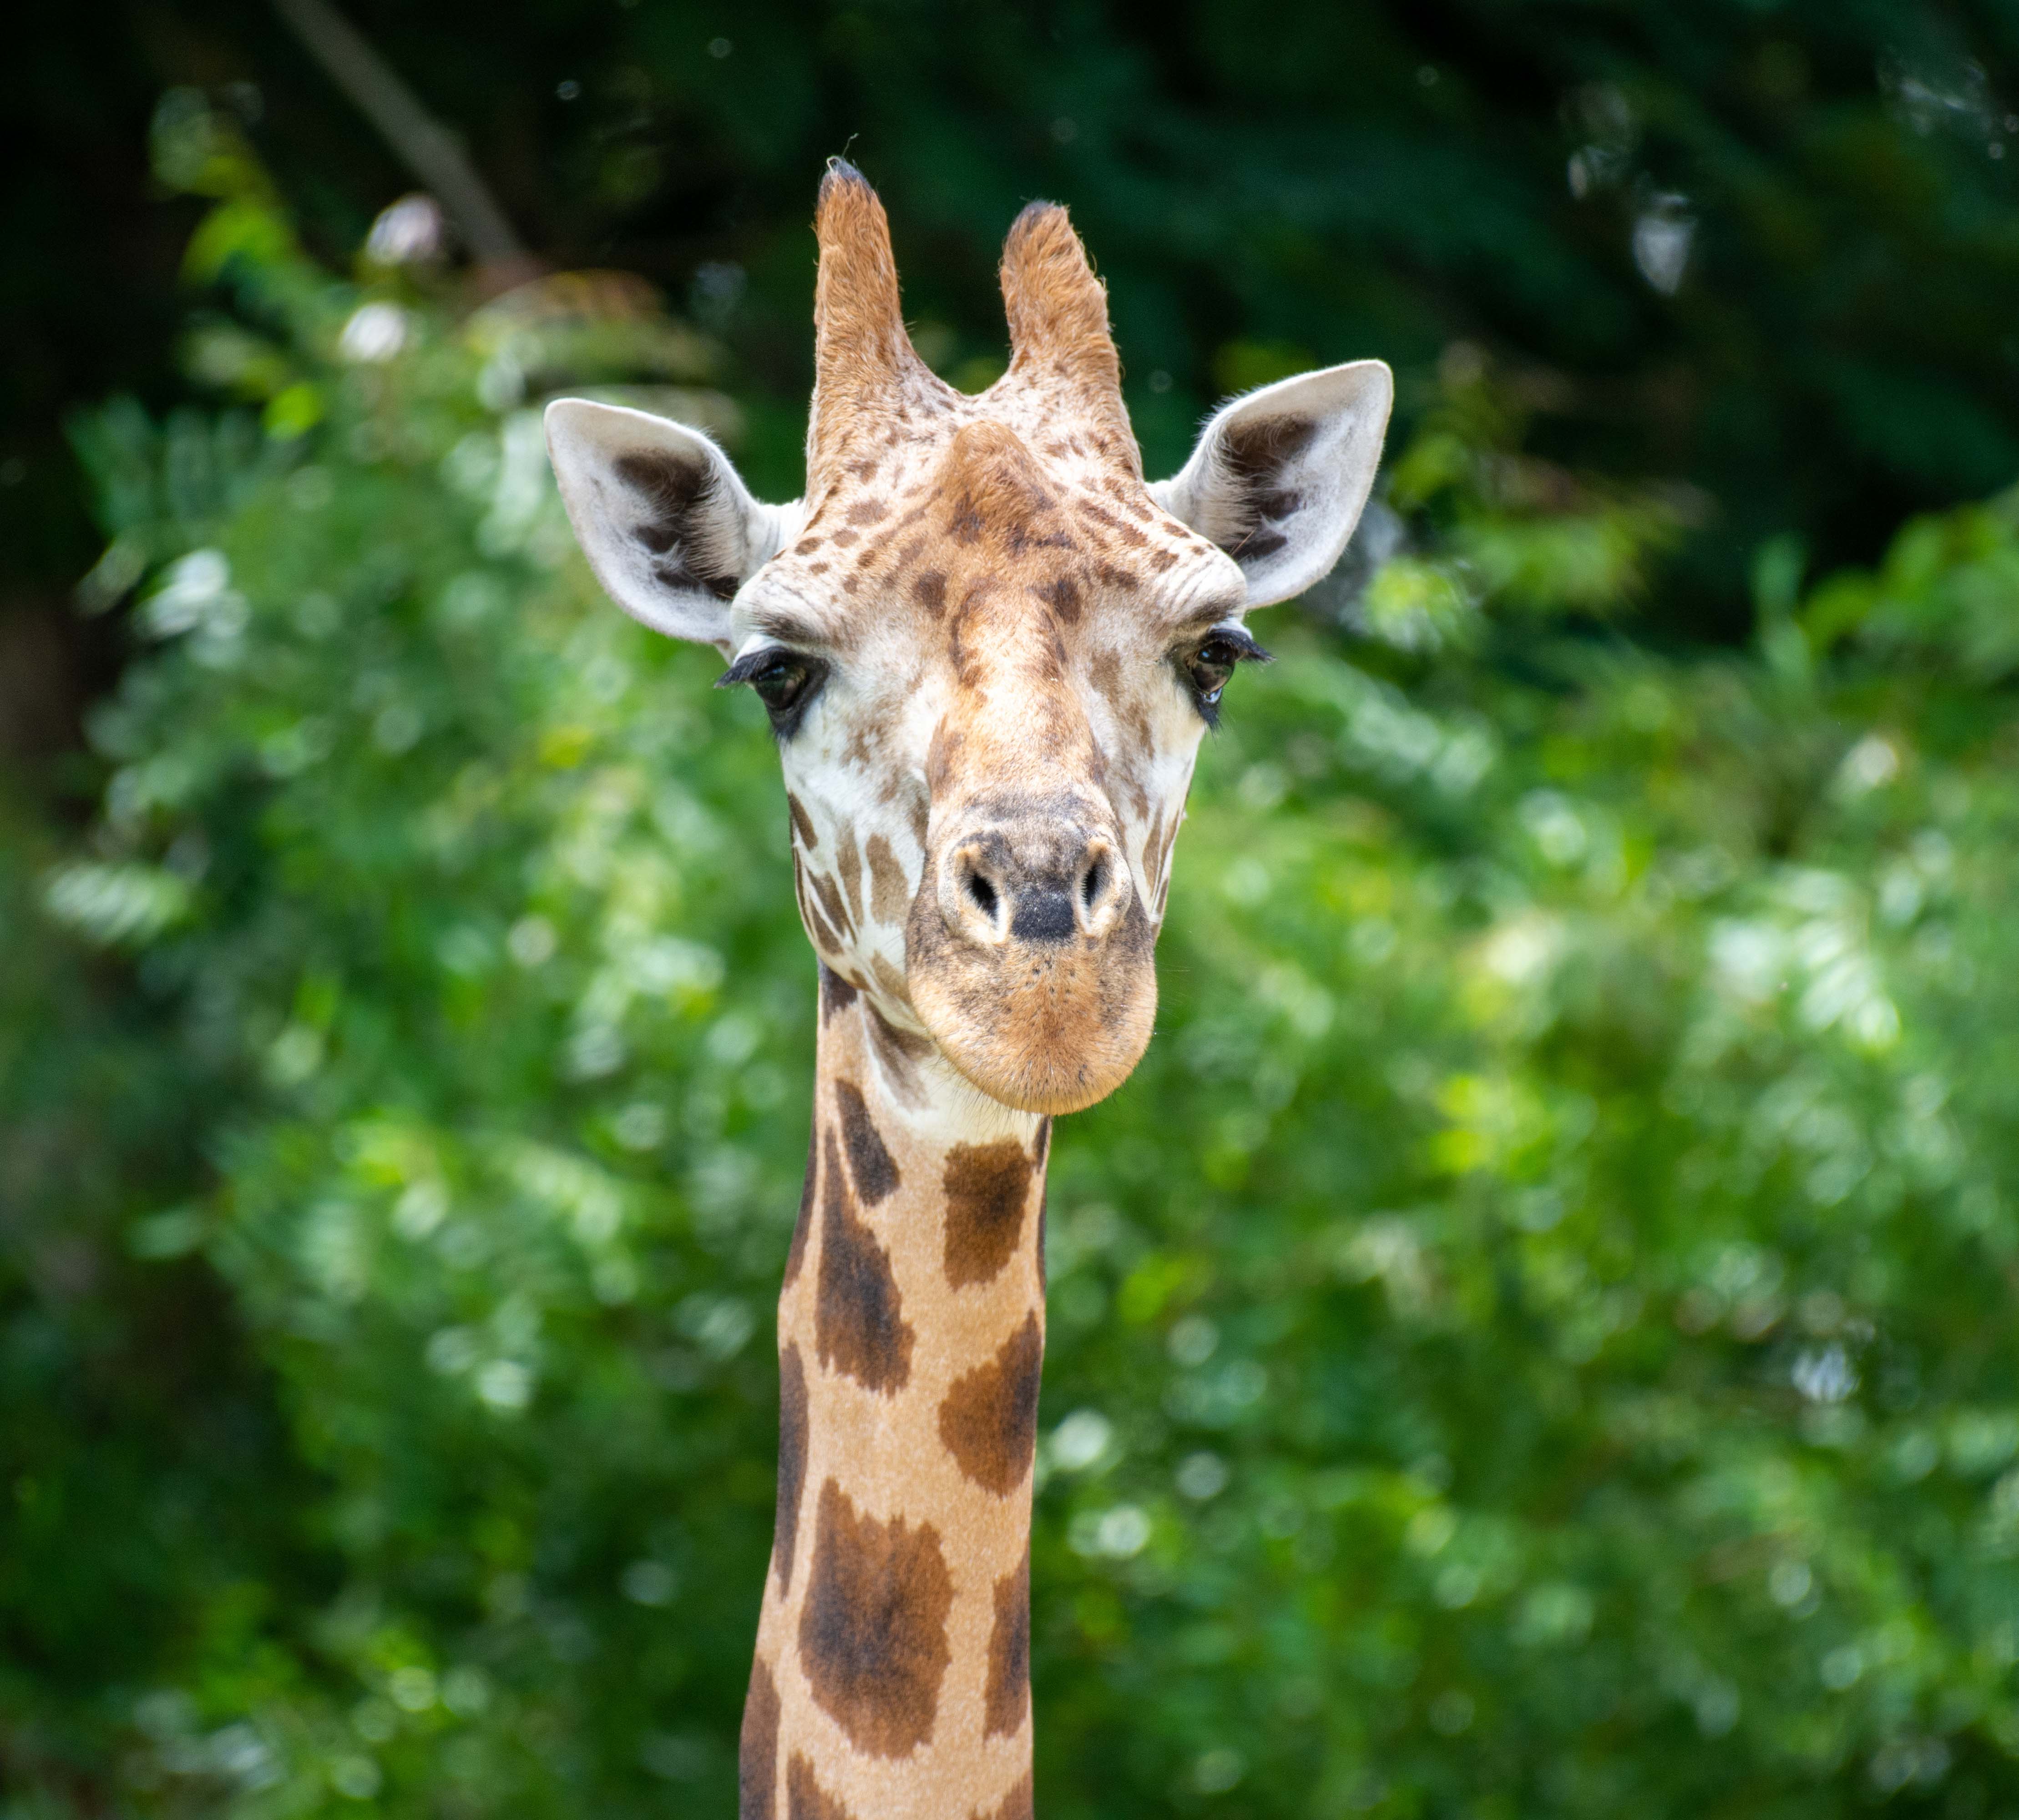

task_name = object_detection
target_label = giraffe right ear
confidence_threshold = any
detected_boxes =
[544,399,796,649]
[1149,361,1393,608]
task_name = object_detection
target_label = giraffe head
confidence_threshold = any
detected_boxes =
[547,164,1389,1115]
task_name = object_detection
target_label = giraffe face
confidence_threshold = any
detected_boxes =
[735,413,1267,1117]
[547,167,1391,1115]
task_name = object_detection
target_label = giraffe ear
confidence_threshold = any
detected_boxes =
[1149,360,1393,608]
[544,399,796,649]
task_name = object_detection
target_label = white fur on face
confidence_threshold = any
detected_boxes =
[743,525,1236,1061]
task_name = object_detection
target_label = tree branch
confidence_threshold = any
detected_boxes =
[270,0,529,268]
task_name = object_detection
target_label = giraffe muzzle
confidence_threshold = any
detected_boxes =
[906,803,1158,1114]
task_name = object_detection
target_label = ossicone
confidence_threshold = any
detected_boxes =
[806,159,946,490]
[997,199,1134,469]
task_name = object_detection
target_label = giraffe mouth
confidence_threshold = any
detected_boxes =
[903,832,1159,1115]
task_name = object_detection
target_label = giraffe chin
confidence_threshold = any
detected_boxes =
[904,921,1160,1116]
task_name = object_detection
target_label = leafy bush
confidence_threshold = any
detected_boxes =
[13,92,2019,1820]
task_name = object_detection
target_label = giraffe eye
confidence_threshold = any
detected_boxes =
[1178,629,1269,724]
[751,655,815,714]
[1188,639,1240,704]
[717,647,829,738]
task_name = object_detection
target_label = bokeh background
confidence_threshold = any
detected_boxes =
[9,5,2019,1817]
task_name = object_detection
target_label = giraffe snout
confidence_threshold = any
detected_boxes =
[938,821,1132,950]
[906,797,1158,1113]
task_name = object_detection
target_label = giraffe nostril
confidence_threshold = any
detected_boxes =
[965,870,999,923]
[1079,853,1106,912]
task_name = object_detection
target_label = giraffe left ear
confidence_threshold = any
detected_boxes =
[1150,360,1393,608]
[545,399,797,650]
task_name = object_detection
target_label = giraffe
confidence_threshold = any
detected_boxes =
[545,162,1390,1820]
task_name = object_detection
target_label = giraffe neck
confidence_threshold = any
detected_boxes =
[741,969,1048,1820]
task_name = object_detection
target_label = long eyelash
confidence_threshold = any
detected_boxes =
[719,645,829,741]
[1215,629,1274,666]
[717,647,786,688]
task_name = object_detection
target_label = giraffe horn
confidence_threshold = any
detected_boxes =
[997,201,1138,474]
[808,161,940,489]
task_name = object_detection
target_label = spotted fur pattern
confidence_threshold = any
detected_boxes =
[729,178,1214,1811]
[747,982,1048,1819]
[547,162,1392,1820]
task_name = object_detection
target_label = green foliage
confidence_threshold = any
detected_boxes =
[1805,488,2019,682]
[0,797,315,1810]
[15,90,2019,1820]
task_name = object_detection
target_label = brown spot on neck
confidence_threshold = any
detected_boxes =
[833,1079,899,1204]
[937,1311,1043,1496]
[972,1772,1035,1820]
[739,1659,781,1820]
[942,1141,1037,1288]
[773,1343,810,1592]
[984,1551,1032,1738]
[819,963,858,1023]
[785,1751,855,1820]
[815,1132,913,1392]
[797,1480,953,1758]
[785,1134,818,1287]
